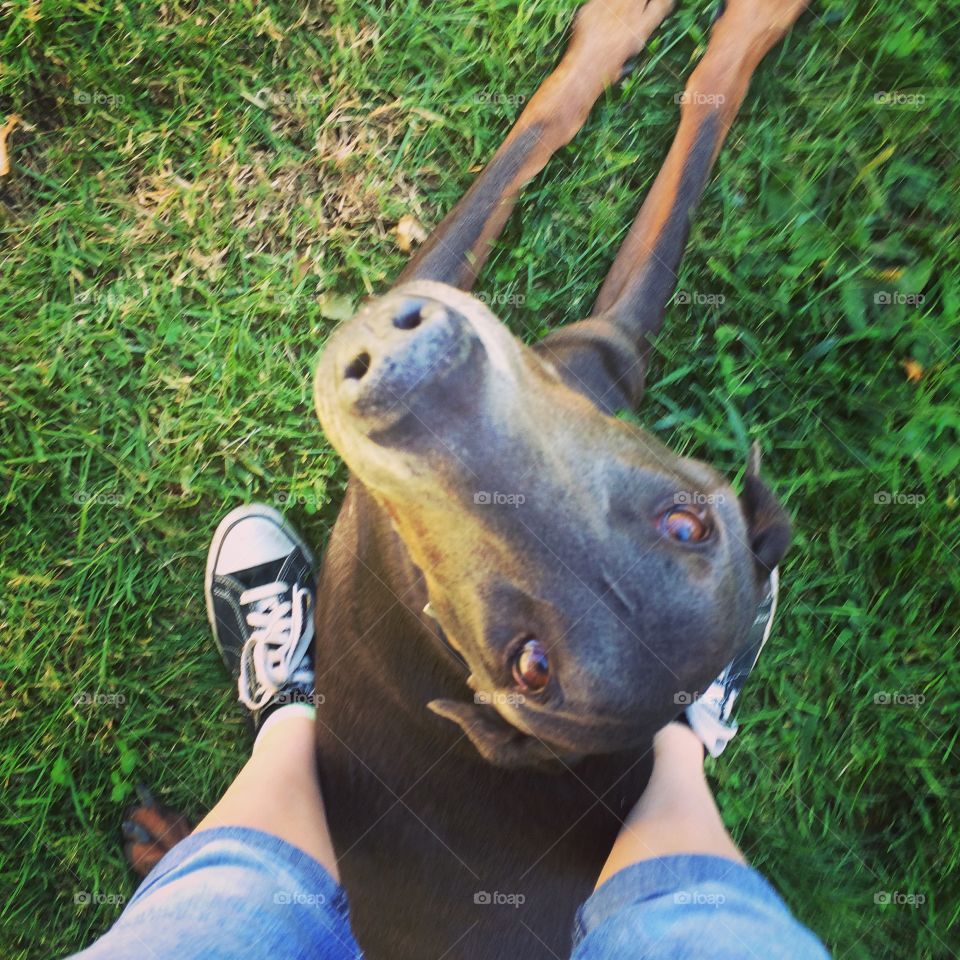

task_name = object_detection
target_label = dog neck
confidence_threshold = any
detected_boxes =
[315,477,471,699]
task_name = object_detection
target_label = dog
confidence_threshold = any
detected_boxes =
[125,1,808,956]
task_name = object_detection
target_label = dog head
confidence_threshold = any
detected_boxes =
[315,280,790,766]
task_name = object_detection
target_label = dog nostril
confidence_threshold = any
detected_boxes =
[393,304,423,331]
[344,351,371,381]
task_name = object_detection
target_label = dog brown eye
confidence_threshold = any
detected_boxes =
[511,638,550,692]
[660,508,709,543]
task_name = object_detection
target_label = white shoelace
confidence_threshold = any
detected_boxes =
[237,580,314,710]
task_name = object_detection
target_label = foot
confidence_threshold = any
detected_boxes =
[684,567,779,757]
[122,784,192,877]
[204,503,317,729]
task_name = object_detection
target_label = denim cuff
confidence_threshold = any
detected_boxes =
[131,825,350,920]
[575,854,784,943]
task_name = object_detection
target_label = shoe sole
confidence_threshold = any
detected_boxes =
[752,565,780,667]
[203,503,317,661]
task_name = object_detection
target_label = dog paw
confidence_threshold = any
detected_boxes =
[122,784,192,877]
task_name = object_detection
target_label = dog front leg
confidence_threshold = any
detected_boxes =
[398,0,675,291]
[538,0,810,412]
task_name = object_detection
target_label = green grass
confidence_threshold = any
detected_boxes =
[2,1,958,957]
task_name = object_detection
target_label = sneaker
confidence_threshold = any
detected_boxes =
[684,567,779,757]
[204,503,317,729]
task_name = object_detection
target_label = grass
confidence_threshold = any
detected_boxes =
[1,0,958,957]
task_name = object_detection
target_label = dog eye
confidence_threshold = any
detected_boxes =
[659,507,710,543]
[511,638,550,692]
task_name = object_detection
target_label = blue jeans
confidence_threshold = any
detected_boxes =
[70,826,830,959]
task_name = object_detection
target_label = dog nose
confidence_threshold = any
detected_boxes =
[334,294,476,420]
[341,297,448,382]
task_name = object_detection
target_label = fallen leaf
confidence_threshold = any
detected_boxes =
[901,358,923,382]
[188,246,229,277]
[317,293,356,322]
[395,213,427,253]
[239,89,271,110]
[0,114,22,177]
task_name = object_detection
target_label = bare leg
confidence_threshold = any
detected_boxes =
[123,506,337,880]
[193,712,340,882]
[596,722,744,889]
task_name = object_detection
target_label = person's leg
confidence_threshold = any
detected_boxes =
[597,566,780,883]
[71,505,357,960]
[122,503,335,875]
[572,569,831,960]
[194,710,339,881]
[595,721,743,889]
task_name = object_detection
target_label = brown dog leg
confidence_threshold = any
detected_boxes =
[398,0,675,290]
[538,0,809,412]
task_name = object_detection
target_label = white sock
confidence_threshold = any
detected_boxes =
[253,703,317,753]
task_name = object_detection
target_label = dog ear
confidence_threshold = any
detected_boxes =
[740,443,792,577]
[533,317,648,415]
[428,699,558,768]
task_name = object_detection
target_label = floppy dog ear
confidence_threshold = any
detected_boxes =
[740,443,792,578]
[428,699,559,769]
[533,317,647,415]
